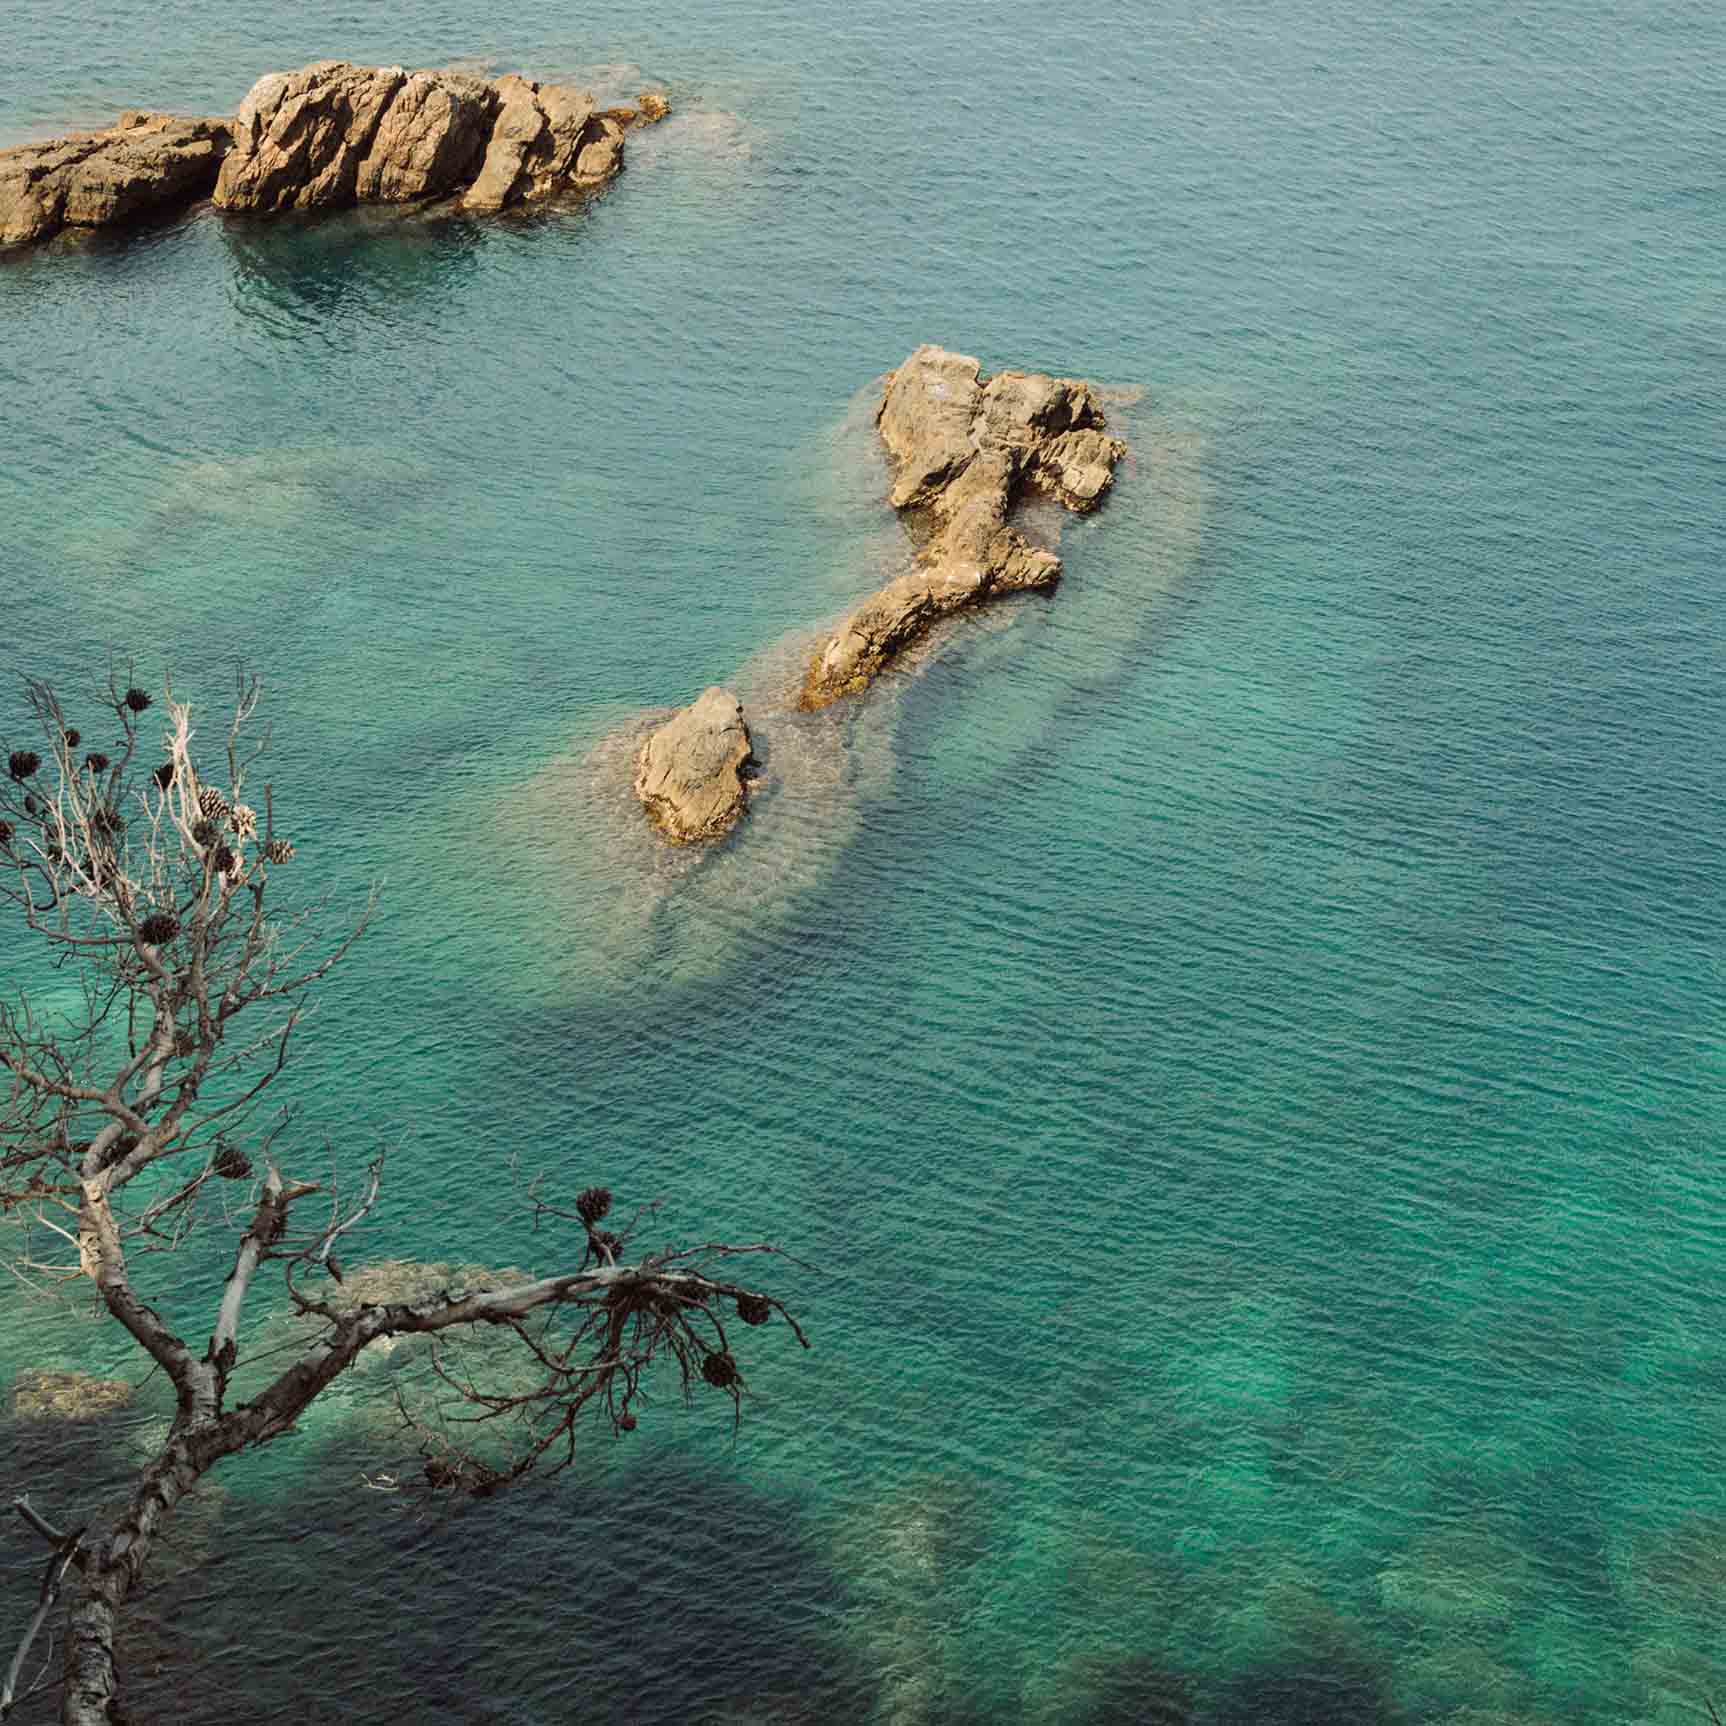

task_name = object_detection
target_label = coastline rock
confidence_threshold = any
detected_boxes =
[11,1368,133,1421]
[460,75,621,211]
[355,69,499,203]
[634,688,754,844]
[216,61,409,210]
[0,112,232,246]
[800,345,1126,708]
[3,63,665,246]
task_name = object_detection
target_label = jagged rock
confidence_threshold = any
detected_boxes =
[4,61,658,246]
[11,1368,133,1421]
[801,346,1126,708]
[215,61,409,210]
[354,69,499,202]
[0,112,232,246]
[635,688,753,844]
[460,76,624,210]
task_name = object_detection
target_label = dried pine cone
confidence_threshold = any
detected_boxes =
[84,752,110,775]
[62,729,80,749]
[197,787,230,822]
[0,821,11,848]
[123,687,152,714]
[212,846,237,875]
[212,1143,252,1180]
[138,912,180,945]
[229,804,258,840]
[576,1186,613,1226]
[152,762,175,791]
[701,1351,740,1390]
[262,837,295,864]
[192,819,217,846]
[91,806,125,839]
[8,750,40,781]
[735,1292,772,1326]
[618,1412,638,1432]
[22,795,40,817]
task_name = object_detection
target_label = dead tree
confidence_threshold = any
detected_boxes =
[0,671,806,1726]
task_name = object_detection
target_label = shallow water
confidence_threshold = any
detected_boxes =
[2,0,1724,1720]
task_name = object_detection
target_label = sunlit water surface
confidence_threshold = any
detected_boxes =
[2,0,1724,1720]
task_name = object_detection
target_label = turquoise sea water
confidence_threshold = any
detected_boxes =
[2,0,1724,1719]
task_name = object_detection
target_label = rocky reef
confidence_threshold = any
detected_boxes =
[799,345,1126,709]
[10,1368,133,1420]
[634,687,754,844]
[0,60,666,247]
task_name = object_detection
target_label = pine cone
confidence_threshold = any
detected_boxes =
[262,838,295,864]
[735,1293,772,1326]
[123,688,152,714]
[576,1186,613,1226]
[701,1352,740,1390]
[8,750,40,782]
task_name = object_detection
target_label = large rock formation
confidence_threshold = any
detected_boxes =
[0,112,232,246]
[1,62,669,246]
[800,346,1127,709]
[215,62,641,213]
[634,688,754,844]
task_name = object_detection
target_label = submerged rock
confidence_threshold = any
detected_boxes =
[800,345,1127,708]
[635,687,754,844]
[11,1368,133,1421]
[0,112,232,246]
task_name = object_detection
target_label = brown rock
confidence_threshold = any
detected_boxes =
[215,61,408,210]
[354,70,498,202]
[0,113,232,246]
[634,688,754,844]
[461,76,621,210]
[800,347,1126,709]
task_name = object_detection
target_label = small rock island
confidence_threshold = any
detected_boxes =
[634,687,754,845]
[0,61,668,246]
[801,345,1127,709]
[633,347,1128,848]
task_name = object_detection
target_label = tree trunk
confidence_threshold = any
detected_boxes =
[61,1584,120,1726]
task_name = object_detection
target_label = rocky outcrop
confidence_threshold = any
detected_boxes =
[1,63,670,246]
[216,62,646,213]
[0,112,232,246]
[800,346,1127,708]
[634,688,754,844]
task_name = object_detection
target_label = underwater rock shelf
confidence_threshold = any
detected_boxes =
[0,60,669,246]
[635,345,1128,846]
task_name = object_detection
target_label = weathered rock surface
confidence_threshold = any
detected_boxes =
[3,64,669,245]
[215,61,407,210]
[355,69,498,203]
[634,688,754,844]
[459,74,622,211]
[801,346,1127,708]
[0,112,232,246]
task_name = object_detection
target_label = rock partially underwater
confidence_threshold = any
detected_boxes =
[0,60,669,246]
[634,687,755,844]
[0,112,233,246]
[800,345,1127,709]
[628,346,1129,846]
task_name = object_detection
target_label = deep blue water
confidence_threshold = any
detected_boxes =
[2,0,1725,1720]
